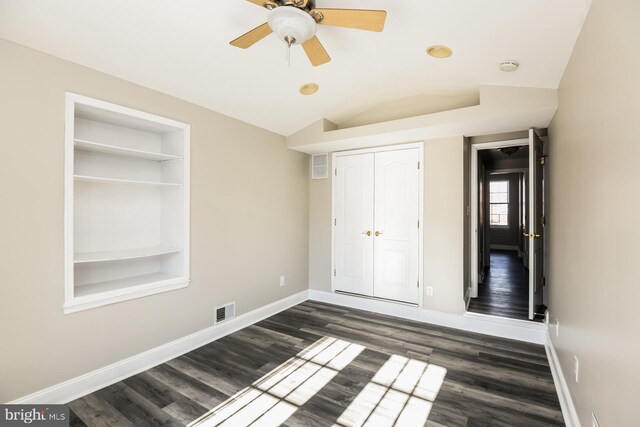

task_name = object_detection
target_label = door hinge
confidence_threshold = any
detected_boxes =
[537,155,548,166]
[333,269,336,277]
[334,168,338,176]
[417,280,419,288]
[540,216,545,226]
[334,218,337,226]
[417,219,420,228]
[417,161,420,170]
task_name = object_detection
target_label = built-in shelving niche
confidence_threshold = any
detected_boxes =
[64,93,190,314]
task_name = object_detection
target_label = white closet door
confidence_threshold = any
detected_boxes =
[373,149,420,304]
[334,154,375,296]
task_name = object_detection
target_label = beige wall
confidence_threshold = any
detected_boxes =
[308,156,333,292]
[308,137,466,314]
[0,39,309,402]
[548,0,640,425]
[423,137,466,314]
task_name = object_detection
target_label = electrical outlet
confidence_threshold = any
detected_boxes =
[426,287,434,296]
[573,355,579,383]
[556,319,560,338]
[279,275,286,287]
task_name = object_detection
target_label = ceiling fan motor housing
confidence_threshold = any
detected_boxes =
[271,0,313,10]
[267,6,317,45]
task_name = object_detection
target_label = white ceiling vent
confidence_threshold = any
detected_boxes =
[311,153,329,179]
[215,302,235,325]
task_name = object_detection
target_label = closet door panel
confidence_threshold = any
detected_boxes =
[334,154,374,296]
[373,149,420,304]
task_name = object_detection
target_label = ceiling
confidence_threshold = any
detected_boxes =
[0,0,591,136]
[485,145,530,163]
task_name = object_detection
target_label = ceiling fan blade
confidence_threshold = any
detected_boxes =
[229,23,273,49]
[302,36,331,67]
[312,9,387,32]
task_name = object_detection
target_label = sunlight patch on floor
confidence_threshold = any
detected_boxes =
[333,355,447,427]
[188,337,365,427]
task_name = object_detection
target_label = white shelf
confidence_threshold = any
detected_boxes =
[75,246,182,264]
[72,273,186,300]
[75,139,183,162]
[64,274,189,313]
[74,175,182,187]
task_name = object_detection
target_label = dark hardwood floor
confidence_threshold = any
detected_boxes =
[69,300,563,426]
[468,250,533,321]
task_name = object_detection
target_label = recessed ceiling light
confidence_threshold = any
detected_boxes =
[500,60,519,72]
[299,83,319,95]
[426,45,452,58]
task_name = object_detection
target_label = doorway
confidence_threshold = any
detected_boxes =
[468,132,546,322]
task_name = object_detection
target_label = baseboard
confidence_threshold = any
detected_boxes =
[462,311,547,344]
[308,290,547,344]
[545,333,581,427]
[10,290,310,404]
[490,244,519,251]
[11,289,555,406]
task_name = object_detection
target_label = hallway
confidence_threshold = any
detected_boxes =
[468,250,531,321]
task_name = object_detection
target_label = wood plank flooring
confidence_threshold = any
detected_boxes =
[468,250,534,321]
[69,301,563,426]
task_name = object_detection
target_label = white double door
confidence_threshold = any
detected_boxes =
[334,148,421,305]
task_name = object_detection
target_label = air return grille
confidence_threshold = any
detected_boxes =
[311,153,329,179]
[214,302,235,325]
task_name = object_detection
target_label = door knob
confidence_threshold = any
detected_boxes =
[362,231,372,236]
[375,231,383,237]
[523,232,541,238]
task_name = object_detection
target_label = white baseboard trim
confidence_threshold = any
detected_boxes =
[545,333,581,427]
[10,290,310,404]
[308,290,547,344]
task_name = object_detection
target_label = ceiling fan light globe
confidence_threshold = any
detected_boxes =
[267,6,317,45]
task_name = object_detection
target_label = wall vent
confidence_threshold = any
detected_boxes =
[214,302,236,325]
[311,153,329,179]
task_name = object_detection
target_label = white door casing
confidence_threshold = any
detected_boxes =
[469,134,545,321]
[373,149,420,304]
[333,153,375,296]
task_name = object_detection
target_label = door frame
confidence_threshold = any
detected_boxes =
[469,138,529,300]
[331,142,425,308]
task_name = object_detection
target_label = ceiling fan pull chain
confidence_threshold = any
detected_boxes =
[286,42,290,68]
[284,35,295,68]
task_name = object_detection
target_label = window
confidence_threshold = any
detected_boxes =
[490,180,509,227]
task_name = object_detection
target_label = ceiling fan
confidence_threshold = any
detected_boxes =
[230,0,387,66]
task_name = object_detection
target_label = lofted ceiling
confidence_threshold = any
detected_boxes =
[0,0,591,136]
